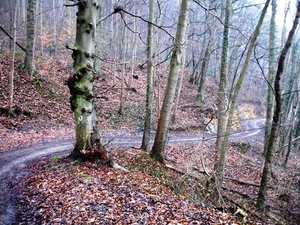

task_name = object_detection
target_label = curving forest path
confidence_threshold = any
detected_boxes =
[0,118,265,224]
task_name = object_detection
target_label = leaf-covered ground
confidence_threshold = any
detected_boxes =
[0,53,74,152]
[15,149,256,224]
[1,53,300,224]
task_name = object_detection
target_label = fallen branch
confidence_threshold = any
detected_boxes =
[224,176,260,187]
[165,158,210,176]
[222,186,255,200]
[165,164,186,175]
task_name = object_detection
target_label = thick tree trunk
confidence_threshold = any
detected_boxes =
[67,0,103,159]
[24,0,36,79]
[150,0,189,162]
[141,0,154,151]
[256,0,300,209]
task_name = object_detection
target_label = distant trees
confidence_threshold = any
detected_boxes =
[196,0,217,103]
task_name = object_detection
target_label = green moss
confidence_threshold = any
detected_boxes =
[148,151,164,163]
[51,155,61,164]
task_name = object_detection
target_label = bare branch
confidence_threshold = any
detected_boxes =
[97,11,115,26]
[253,45,275,95]
[119,13,147,45]
[96,6,126,26]
[118,8,177,42]
[192,0,225,26]
[0,25,26,52]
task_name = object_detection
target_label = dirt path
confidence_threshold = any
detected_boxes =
[0,118,265,224]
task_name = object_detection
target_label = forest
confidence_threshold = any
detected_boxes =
[0,0,300,224]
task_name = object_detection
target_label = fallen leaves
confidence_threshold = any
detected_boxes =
[15,150,248,225]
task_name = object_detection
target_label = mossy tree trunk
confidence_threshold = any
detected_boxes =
[263,0,277,155]
[150,0,189,162]
[24,0,36,80]
[212,0,271,205]
[211,0,231,205]
[216,0,271,177]
[278,42,298,156]
[256,0,300,209]
[141,0,154,151]
[67,0,103,160]
[294,104,300,146]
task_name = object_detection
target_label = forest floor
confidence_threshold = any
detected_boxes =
[0,52,299,224]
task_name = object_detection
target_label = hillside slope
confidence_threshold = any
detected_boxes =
[0,52,228,150]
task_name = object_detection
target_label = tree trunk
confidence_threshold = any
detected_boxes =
[191,37,206,86]
[94,0,102,72]
[263,0,277,155]
[24,0,36,80]
[52,0,57,58]
[150,0,189,162]
[256,0,300,209]
[67,0,104,160]
[294,102,300,147]
[118,25,127,115]
[278,42,298,155]
[128,6,139,89]
[280,0,290,48]
[197,33,213,103]
[9,0,18,113]
[212,0,231,204]
[141,0,154,151]
[171,69,184,123]
[39,0,44,56]
[20,0,26,22]
[219,0,271,169]
[212,0,271,204]
[197,2,216,103]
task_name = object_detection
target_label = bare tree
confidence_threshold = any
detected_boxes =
[256,0,300,209]
[264,0,277,155]
[9,0,18,113]
[66,0,106,160]
[150,0,190,162]
[211,0,231,205]
[141,0,154,151]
